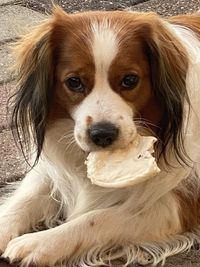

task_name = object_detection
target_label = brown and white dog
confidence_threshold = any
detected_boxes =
[0,6,200,267]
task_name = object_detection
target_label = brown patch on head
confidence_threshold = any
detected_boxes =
[119,115,124,120]
[107,12,189,163]
[107,13,163,133]
[86,116,93,126]
[49,8,97,120]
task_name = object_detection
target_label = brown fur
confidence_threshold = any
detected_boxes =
[169,13,200,38]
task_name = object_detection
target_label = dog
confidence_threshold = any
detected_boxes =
[0,6,200,267]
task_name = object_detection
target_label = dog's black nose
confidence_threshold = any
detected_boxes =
[89,122,119,147]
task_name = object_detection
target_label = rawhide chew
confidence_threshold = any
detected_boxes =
[85,135,160,188]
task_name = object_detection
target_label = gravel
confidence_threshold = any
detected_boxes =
[0,129,25,183]
[22,0,148,13]
[129,0,200,16]
[22,0,200,16]
[0,84,25,183]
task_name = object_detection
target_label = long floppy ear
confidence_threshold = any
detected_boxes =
[10,16,56,165]
[136,14,190,164]
[141,15,190,165]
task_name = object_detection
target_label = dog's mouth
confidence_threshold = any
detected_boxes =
[74,119,138,153]
[78,132,138,155]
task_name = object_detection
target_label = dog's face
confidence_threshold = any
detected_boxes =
[12,8,189,162]
[52,11,161,152]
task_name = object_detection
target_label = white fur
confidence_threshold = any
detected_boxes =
[91,19,118,76]
[0,16,200,267]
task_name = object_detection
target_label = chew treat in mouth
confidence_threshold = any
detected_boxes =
[85,135,160,188]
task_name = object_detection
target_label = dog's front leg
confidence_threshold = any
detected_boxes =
[0,167,57,254]
[3,207,132,266]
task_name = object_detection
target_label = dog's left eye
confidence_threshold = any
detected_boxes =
[64,77,85,93]
[121,74,139,89]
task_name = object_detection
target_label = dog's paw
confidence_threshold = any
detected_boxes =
[0,220,19,254]
[136,250,153,266]
[3,232,62,266]
[0,232,14,255]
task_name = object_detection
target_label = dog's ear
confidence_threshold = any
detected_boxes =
[140,16,190,165]
[11,8,67,165]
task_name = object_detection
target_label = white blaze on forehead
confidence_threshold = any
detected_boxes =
[91,19,119,78]
[72,20,136,152]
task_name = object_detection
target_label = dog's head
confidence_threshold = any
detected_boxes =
[11,7,189,164]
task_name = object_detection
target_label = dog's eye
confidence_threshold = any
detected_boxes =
[64,77,84,93]
[121,75,139,89]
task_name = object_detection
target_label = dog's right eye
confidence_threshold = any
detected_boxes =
[64,77,85,93]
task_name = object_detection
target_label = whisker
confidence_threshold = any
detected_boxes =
[68,140,77,152]
[133,119,161,142]
[65,138,76,152]
[133,118,160,129]
[58,131,74,143]
[137,125,159,138]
